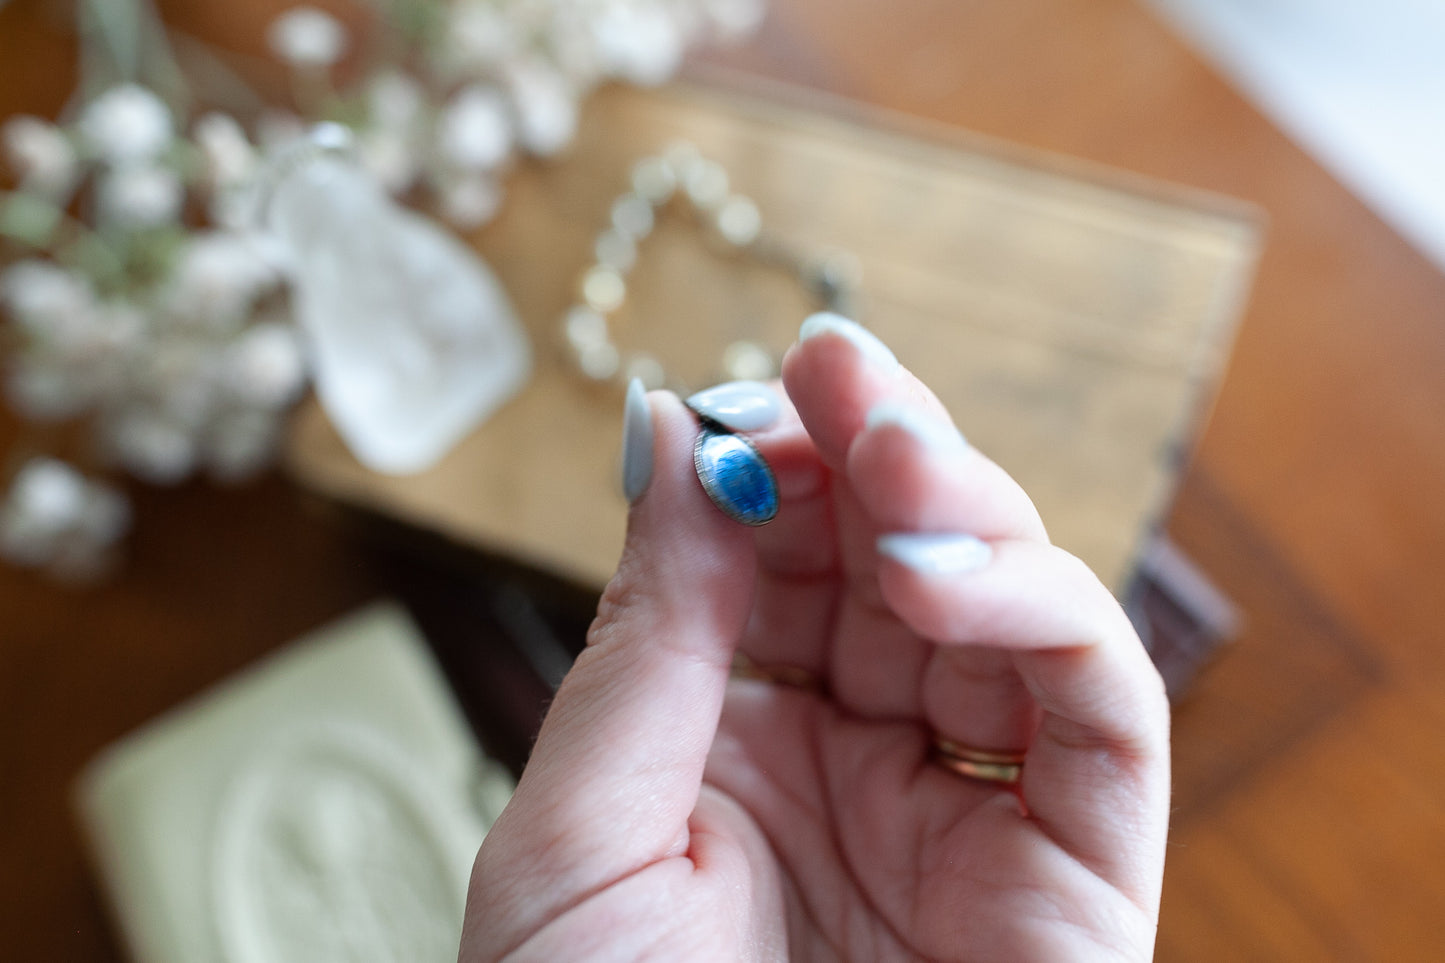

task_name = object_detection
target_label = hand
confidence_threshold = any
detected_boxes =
[459,315,1171,961]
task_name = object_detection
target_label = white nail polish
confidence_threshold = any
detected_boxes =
[685,380,780,432]
[877,533,992,574]
[798,312,898,372]
[621,377,653,503]
[865,401,967,452]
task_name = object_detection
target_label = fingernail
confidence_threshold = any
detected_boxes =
[865,401,967,452]
[685,380,781,432]
[877,533,992,574]
[621,377,653,503]
[799,312,898,372]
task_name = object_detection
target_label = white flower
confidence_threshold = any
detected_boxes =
[367,71,425,133]
[98,164,184,228]
[437,173,502,229]
[443,1,521,73]
[193,112,256,188]
[359,128,419,194]
[545,16,606,87]
[0,260,95,337]
[142,342,225,430]
[223,321,308,408]
[507,61,578,157]
[0,457,130,578]
[163,232,279,330]
[2,115,78,195]
[5,457,88,532]
[591,4,685,86]
[437,85,513,171]
[78,83,173,164]
[105,410,198,485]
[267,6,347,68]
[81,301,147,371]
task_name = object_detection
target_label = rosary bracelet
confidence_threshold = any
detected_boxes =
[559,142,860,394]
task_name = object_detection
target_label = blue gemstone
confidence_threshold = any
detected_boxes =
[693,428,779,526]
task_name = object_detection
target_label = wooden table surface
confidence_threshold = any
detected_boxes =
[3,0,1443,959]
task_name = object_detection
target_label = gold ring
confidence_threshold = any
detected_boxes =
[931,737,1026,785]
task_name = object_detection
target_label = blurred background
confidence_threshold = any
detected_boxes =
[2,0,1442,959]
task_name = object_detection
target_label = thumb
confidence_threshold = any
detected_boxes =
[467,382,756,946]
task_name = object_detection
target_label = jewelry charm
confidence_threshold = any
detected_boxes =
[691,420,779,526]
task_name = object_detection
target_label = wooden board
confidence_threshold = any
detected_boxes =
[286,81,1260,591]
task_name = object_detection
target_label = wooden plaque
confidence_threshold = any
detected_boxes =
[286,81,1261,591]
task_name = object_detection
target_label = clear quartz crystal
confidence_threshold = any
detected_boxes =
[263,139,530,474]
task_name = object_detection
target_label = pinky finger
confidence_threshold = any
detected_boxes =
[876,534,1171,908]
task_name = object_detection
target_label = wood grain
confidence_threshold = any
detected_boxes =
[2,0,1441,959]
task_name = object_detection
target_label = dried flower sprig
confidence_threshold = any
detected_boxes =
[0,0,766,578]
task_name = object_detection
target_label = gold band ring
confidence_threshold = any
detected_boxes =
[931,737,1026,785]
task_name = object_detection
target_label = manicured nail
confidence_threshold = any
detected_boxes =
[685,380,780,432]
[877,533,992,574]
[799,312,898,372]
[865,401,967,452]
[621,377,653,503]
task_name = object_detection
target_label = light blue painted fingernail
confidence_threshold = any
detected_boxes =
[799,312,898,372]
[686,380,781,432]
[877,533,992,574]
[621,377,653,503]
[865,401,968,452]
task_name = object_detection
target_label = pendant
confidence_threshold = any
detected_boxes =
[691,421,779,526]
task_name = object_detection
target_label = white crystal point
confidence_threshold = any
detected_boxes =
[267,155,531,474]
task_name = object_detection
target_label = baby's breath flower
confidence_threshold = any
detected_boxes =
[78,84,173,164]
[1,115,78,194]
[98,164,184,228]
[437,85,513,171]
[267,6,348,69]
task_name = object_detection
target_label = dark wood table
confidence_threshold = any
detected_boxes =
[3,0,1443,958]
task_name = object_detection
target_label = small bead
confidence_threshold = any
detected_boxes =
[577,341,620,380]
[581,265,626,313]
[623,352,667,390]
[630,156,676,204]
[564,305,609,349]
[662,141,702,181]
[594,228,637,272]
[611,193,654,240]
[721,340,774,382]
[716,194,761,246]
[683,159,730,212]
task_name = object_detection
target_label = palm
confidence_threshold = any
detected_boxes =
[705,671,1144,961]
